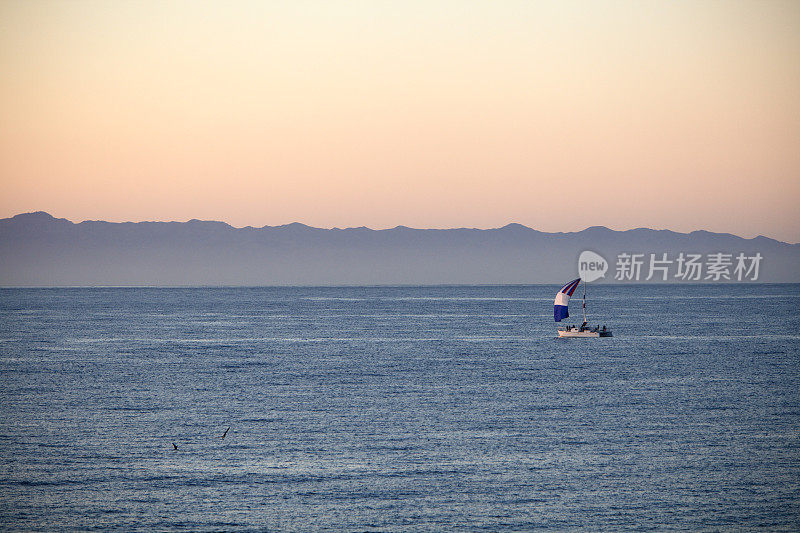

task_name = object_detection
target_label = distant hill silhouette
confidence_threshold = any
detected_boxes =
[1,211,797,286]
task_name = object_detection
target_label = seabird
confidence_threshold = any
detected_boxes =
[221,427,230,439]
[172,442,178,450]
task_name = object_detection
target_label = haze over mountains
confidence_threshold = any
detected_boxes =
[1,212,798,286]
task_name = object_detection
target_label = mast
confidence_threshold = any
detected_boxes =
[582,280,587,324]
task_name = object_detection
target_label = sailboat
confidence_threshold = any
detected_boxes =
[554,278,612,338]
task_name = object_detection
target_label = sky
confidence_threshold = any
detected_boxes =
[1,0,799,242]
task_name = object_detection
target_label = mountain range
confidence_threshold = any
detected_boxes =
[1,211,798,286]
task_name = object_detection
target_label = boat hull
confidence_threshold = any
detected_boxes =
[557,329,613,338]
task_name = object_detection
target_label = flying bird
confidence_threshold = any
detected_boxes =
[172,442,178,450]
[221,427,230,439]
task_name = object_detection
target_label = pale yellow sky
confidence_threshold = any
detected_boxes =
[1,0,799,241]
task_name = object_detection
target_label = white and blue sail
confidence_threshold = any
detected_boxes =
[554,278,581,322]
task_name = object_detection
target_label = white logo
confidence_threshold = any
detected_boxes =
[578,251,608,283]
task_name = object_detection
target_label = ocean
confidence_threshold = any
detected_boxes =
[1,284,798,531]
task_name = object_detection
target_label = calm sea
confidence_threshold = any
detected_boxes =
[1,285,799,531]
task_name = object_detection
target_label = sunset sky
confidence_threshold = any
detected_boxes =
[1,0,799,242]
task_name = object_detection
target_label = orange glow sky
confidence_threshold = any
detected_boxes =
[1,1,799,241]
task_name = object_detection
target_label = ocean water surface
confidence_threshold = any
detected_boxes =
[1,284,799,531]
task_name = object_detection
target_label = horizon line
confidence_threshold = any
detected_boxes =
[1,281,795,290]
